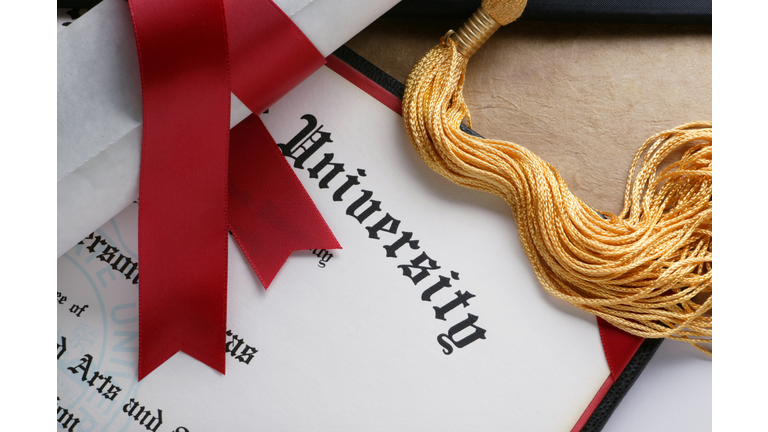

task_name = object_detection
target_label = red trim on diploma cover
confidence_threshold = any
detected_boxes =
[128,0,338,379]
[571,375,616,432]
[571,319,644,431]
[598,317,645,381]
[326,55,404,115]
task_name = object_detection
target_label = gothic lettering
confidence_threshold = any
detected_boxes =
[346,190,382,223]
[67,354,93,381]
[66,354,124,400]
[236,346,258,365]
[57,398,81,432]
[437,314,487,355]
[84,234,107,253]
[111,254,139,280]
[284,114,489,354]
[96,375,113,393]
[277,114,316,159]
[226,330,258,366]
[123,399,163,432]
[422,271,460,301]
[86,371,103,387]
[333,169,366,202]
[398,252,440,285]
[69,304,88,317]
[433,290,476,320]
[225,330,243,355]
[312,249,333,268]
[366,213,400,240]
[77,232,140,285]
[308,153,345,189]
[277,115,332,169]
[383,231,420,258]
[57,336,67,359]
[97,245,119,264]
[101,384,122,401]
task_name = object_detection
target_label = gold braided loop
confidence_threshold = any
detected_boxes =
[402,0,712,355]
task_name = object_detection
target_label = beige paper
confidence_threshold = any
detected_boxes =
[347,19,712,215]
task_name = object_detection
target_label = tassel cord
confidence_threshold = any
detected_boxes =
[403,23,712,355]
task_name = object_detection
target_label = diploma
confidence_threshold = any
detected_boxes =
[57,59,614,430]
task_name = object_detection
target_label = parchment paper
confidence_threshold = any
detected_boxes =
[347,18,712,215]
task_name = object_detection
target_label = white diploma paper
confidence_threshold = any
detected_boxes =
[57,64,609,431]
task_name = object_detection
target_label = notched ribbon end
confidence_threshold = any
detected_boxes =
[139,341,227,381]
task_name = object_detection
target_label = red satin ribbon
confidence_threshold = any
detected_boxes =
[128,0,336,380]
[225,0,326,114]
[131,0,231,381]
[229,115,341,286]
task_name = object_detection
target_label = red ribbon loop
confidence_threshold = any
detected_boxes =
[128,0,338,379]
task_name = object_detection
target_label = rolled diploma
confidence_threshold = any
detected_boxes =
[57,0,400,257]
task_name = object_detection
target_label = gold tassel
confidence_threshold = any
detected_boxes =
[402,0,712,355]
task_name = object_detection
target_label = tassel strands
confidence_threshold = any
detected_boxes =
[402,0,712,354]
